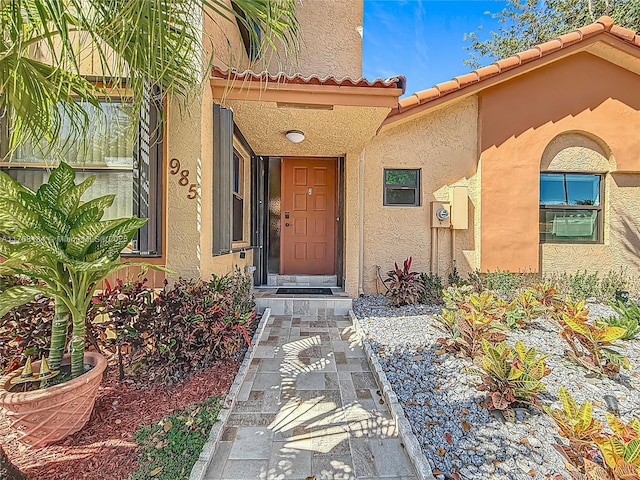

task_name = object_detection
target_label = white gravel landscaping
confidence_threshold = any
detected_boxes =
[353,294,640,480]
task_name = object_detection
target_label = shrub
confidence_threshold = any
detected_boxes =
[544,387,605,476]
[0,276,55,374]
[447,266,469,287]
[469,339,550,415]
[435,288,507,358]
[385,257,425,306]
[545,387,640,480]
[601,300,640,340]
[418,272,444,305]
[505,289,547,329]
[545,269,629,302]
[91,271,256,385]
[558,305,630,377]
[594,415,640,478]
[483,268,525,297]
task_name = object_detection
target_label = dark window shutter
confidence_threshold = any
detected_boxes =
[133,84,163,254]
[213,104,233,255]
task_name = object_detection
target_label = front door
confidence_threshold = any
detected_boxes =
[281,158,336,274]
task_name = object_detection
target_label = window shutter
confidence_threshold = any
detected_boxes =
[133,84,163,254]
[212,104,233,255]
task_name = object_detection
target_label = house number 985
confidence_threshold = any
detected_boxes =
[169,158,199,199]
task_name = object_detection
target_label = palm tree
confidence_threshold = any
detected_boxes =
[0,0,299,375]
[0,0,300,154]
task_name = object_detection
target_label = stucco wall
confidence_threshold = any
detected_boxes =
[258,0,363,78]
[479,52,640,273]
[359,97,480,293]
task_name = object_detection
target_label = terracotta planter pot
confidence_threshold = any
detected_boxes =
[0,352,107,447]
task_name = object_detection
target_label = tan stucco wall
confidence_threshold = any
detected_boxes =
[258,0,363,78]
[358,97,480,293]
[479,52,640,273]
[205,0,251,71]
[343,152,362,297]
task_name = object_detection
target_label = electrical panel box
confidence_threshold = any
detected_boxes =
[449,185,469,230]
[431,201,451,228]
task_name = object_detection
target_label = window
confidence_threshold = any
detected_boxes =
[539,173,602,243]
[232,150,244,242]
[383,169,420,206]
[0,95,163,255]
[232,2,261,61]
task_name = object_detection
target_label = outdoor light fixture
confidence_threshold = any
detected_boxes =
[285,130,305,143]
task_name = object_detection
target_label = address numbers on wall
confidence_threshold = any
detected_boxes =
[170,158,199,200]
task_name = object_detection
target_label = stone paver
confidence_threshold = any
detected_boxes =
[204,314,416,480]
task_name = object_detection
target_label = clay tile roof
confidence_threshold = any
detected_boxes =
[385,16,639,122]
[211,66,406,92]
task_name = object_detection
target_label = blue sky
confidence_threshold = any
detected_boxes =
[363,0,508,97]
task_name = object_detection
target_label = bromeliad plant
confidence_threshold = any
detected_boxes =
[385,257,425,306]
[0,163,166,381]
[468,339,550,414]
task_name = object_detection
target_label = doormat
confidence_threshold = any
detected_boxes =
[275,287,333,295]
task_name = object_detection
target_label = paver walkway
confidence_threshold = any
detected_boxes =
[204,313,416,480]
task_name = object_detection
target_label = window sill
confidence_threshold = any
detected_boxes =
[121,253,163,259]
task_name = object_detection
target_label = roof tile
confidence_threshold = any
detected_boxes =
[610,25,636,43]
[398,95,420,112]
[211,66,406,91]
[535,38,563,55]
[558,30,584,47]
[415,87,441,102]
[597,15,614,31]
[385,16,639,122]
[436,80,460,94]
[475,64,501,79]
[455,72,480,88]
[516,48,542,63]
[577,22,606,37]
[494,56,521,72]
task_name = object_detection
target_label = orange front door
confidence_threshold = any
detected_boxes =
[281,158,336,275]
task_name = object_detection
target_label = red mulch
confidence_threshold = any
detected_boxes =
[1,360,240,480]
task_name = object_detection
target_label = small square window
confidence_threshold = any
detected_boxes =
[383,169,420,206]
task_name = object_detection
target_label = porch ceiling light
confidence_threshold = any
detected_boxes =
[285,130,305,143]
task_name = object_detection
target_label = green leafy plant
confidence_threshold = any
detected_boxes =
[601,300,640,340]
[545,387,640,480]
[91,273,255,385]
[559,309,630,377]
[129,396,222,480]
[418,272,444,305]
[544,387,606,479]
[385,257,425,306]
[545,269,629,303]
[0,163,166,380]
[0,282,55,374]
[469,339,550,414]
[505,289,547,329]
[530,282,560,309]
[435,286,507,358]
[447,266,469,287]
[594,415,640,479]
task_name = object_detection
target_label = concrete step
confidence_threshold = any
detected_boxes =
[254,287,351,316]
[266,274,338,287]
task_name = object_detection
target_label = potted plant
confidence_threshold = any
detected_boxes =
[0,162,166,446]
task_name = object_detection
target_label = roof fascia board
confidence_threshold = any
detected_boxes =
[210,79,403,108]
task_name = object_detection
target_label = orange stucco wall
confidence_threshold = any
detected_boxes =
[479,52,640,272]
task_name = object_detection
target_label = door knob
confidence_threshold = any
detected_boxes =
[285,222,290,227]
